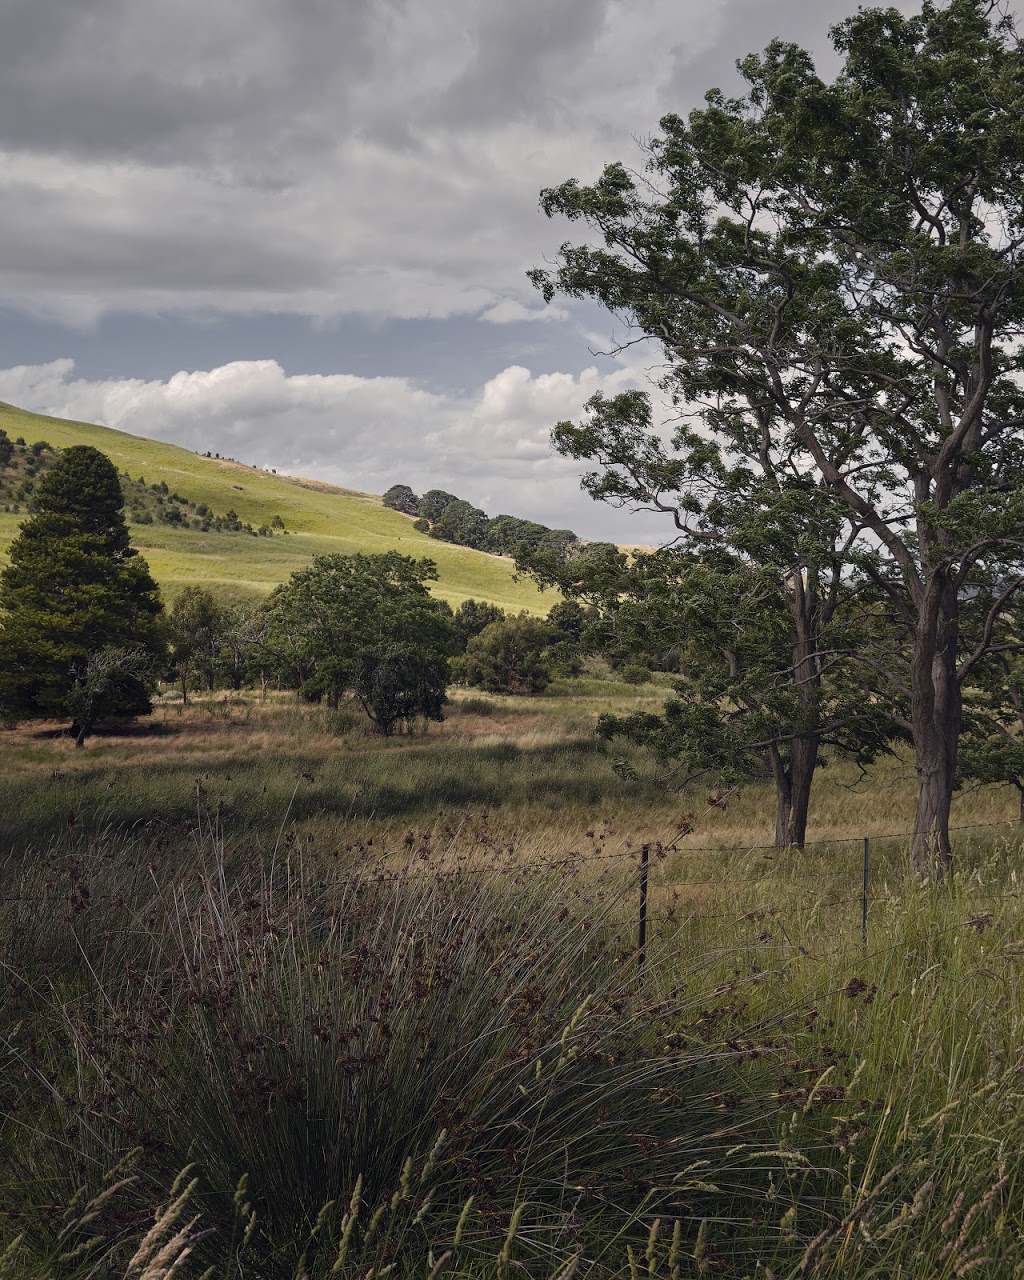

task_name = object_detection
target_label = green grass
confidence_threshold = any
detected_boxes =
[0,399,551,611]
[5,686,1024,1276]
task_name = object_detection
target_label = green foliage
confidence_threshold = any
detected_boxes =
[168,585,229,701]
[959,649,1024,818]
[429,498,488,549]
[459,613,554,694]
[547,599,588,642]
[407,484,581,562]
[532,0,1024,867]
[263,551,455,733]
[352,641,450,736]
[417,488,459,522]
[0,445,165,738]
[0,429,11,470]
[382,483,419,515]
[451,597,505,653]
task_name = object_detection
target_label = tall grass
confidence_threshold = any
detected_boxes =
[1,826,798,1278]
[4,819,1024,1276]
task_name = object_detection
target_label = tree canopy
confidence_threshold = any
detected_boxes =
[532,0,1024,874]
[459,613,554,695]
[262,552,455,735]
[382,484,420,516]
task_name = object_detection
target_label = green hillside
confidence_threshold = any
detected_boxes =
[0,400,551,612]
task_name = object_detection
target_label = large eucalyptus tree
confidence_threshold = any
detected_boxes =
[532,0,1024,875]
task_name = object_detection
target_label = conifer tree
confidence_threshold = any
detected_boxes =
[0,445,165,743]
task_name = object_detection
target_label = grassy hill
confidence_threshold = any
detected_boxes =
[0,400,551,612]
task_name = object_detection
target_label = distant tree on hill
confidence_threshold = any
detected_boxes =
[0,430,12,470]
[383,484,420,516]
[429,499,488,549]
[417,489,459,522]
[0,445,165,744]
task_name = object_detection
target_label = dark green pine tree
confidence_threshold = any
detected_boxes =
[0,445,166,743]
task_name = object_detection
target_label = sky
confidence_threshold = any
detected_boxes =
[0,0,916,544]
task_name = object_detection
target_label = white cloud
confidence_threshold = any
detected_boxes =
[478,300,569,325]
[0,356,672,541]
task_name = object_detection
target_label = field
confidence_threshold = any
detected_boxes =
[0,400,549,611]
[4,677,1024,1278]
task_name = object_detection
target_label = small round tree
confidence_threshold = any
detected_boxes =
[0,445,166,744]
[459,613,554,695]
[382,484,420,516]
[262,552,455,733]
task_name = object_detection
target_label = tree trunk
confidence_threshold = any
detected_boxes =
[768,745,792,851]
[910,599,960,879]
[911,744,955,876]
[787,736,818,849]
[769,738,817,850]
[180,671,189,707]
[71,719,91,748]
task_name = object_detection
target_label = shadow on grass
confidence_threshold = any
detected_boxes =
[25,717,180,743]
[1,737,660,857]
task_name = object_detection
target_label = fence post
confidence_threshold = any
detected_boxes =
[637,843,650,985]
[862,836,870,947]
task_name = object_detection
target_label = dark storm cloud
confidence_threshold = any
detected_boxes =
[0,0,379,171]
[0,0,920,322]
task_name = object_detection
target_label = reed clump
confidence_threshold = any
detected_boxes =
[1,826,793,1278]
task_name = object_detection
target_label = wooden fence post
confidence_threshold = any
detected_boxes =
[638,843,650,984]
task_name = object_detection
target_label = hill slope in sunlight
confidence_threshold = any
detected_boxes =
[0,400,551,612]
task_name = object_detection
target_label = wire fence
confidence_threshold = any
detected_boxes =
[2,814,1023,981]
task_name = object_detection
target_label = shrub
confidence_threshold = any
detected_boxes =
[460,613,553,694]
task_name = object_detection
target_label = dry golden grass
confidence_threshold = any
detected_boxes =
[6,683,1021,884]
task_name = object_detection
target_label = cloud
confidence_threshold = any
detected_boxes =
[0,0,916,327]
[0,356,672,541]
[478,300,570,325]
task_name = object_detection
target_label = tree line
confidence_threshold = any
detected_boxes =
[0,430,288,536]
[383,482,587,562]
[0,444,592,743]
